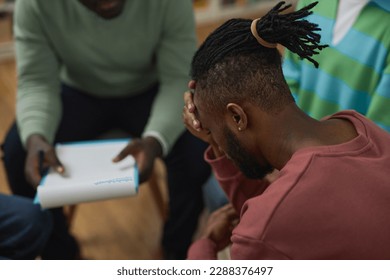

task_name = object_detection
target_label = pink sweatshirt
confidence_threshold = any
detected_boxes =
[187,111,390,259]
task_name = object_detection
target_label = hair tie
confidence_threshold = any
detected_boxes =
[250,18,277,49]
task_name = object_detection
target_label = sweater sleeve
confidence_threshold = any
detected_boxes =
[143,0,197,154]
[204,146,269,213]
[14,0,62,147]
[187,238,218,260]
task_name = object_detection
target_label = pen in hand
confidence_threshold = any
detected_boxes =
[38,149,65,177]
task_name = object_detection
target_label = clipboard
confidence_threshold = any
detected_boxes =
[35,139,138,209]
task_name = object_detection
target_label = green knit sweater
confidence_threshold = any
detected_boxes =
[14,0,197,152]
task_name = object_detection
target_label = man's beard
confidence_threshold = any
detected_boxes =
[224,127,273,179]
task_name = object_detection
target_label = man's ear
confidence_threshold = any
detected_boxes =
[226,103,247,132]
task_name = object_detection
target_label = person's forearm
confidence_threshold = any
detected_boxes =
[14,0,62,147]
[16,91,62,147]
[143,83,187,154]
[186,239,218,260]
[142,135,163,159]
[26,134,48,151]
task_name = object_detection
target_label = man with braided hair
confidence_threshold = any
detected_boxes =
[183,2,390,259]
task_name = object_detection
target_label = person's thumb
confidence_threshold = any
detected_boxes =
[45,148,65,174]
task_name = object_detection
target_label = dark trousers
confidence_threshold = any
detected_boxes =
[2,84,210,259]
[0,194,52,259]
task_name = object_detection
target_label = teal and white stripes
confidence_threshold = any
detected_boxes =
[282,0,390,132]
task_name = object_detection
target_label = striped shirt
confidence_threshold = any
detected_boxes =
[282,0,390,132]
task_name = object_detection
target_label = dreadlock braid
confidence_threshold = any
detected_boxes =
[257,1,327,67]
[191,1,327,114]
[191,1,327,81]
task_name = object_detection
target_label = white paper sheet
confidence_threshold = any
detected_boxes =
[36,139,138,209]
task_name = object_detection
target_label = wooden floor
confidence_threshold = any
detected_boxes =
[0,59,15,197]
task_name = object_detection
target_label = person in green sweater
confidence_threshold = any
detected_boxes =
[2,0,211,259]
